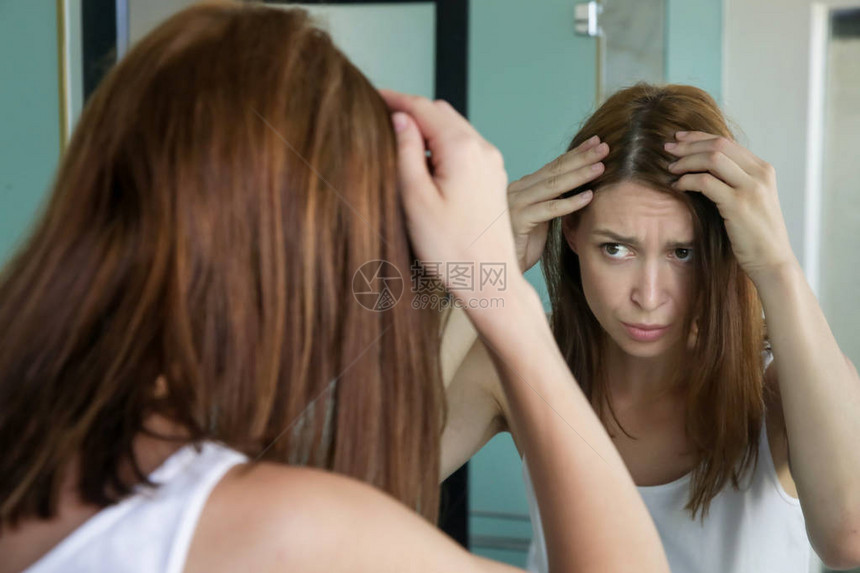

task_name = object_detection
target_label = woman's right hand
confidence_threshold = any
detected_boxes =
[379,90,520,301]
[508,137,608,272]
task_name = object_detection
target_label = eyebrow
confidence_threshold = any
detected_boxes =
[591,228,694,249]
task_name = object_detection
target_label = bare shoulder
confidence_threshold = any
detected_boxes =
[183,462,357,573]
[184,462,520,573]
[762,359,798,498]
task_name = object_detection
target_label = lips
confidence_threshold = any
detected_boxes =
[622,322,670,342]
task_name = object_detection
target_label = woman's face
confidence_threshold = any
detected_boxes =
[564,181,696,360]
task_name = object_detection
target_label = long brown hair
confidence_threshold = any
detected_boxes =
[0,1,444,528]
[542,83,766,519]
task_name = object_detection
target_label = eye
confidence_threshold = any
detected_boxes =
[673,247,694,262]
[601,243,632,259]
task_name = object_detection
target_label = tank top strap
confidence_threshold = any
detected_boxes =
[24,441,249,573]
[161,442,249,573]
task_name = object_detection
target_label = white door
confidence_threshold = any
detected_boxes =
[724,4,860,573]
[724,1,860,368]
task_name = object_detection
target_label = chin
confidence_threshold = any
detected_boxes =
[618,341,670,359]
[609,330,681,360]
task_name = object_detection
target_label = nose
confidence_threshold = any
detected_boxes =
[631,259,666,312]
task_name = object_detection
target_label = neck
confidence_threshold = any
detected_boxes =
[603,340,685,406]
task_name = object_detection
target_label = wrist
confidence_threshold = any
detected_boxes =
[748,256,804,291]
[462,276,545,336]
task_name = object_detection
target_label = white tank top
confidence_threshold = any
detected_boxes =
[23,441,248,573]
[521,416,814,573]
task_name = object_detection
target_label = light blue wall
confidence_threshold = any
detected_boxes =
[0,1,61,264]
[468,0,600,315]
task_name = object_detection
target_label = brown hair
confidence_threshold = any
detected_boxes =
[0,1,444,528]
[542,83,766,519]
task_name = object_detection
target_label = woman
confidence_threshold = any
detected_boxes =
[440,84,860,572]
[0,3,669,573]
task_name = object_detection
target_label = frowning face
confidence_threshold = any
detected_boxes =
[563,181,696,360]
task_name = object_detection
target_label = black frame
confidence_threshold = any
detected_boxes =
[81,0,117,101]
[81,0,470,550]
[832,7,860,38]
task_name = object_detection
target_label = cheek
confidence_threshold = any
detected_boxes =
[671,269,696,310]
[579,256,624,315]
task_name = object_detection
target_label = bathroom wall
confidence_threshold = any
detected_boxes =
[0,1,62,263]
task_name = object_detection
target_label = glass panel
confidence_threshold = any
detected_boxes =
[599,0,666,100]
[128,0,197,45]
[293,3,435,98]
[127,1,436,99]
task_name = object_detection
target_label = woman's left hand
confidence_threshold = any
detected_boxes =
[665,131,797,282]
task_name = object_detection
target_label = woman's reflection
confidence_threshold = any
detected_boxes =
[441,83,860,573]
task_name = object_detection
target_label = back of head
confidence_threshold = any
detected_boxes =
[0,1,444,528]
[543,83,765,519]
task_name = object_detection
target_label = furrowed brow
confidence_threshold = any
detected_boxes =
[592,229,639,245]
[592,229,694,249]
[666,240,695,249]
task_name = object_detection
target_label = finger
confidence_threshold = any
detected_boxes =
[555,135,604,170]
[671,131,715,143]
[514,139,608,191]
[672,172,734,207]
[515,161,605,206]
[668,131,762,174]
[381,89,494,181]
[382,89,474,134]
[390,112,438,207]
[524,190,594,225]
[379,89,475,145]
[667,151,751,189]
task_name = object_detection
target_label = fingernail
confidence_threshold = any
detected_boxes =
[665,142,677,150]
[588,135,600,145]
[591,162,603,172]
[668,161,677,170]
[392,112,408,133]
[581,189,594,199]
[676,131,688,138]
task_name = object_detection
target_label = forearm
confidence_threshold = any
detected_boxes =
[755,260,860,541]
[465,279,668,573]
